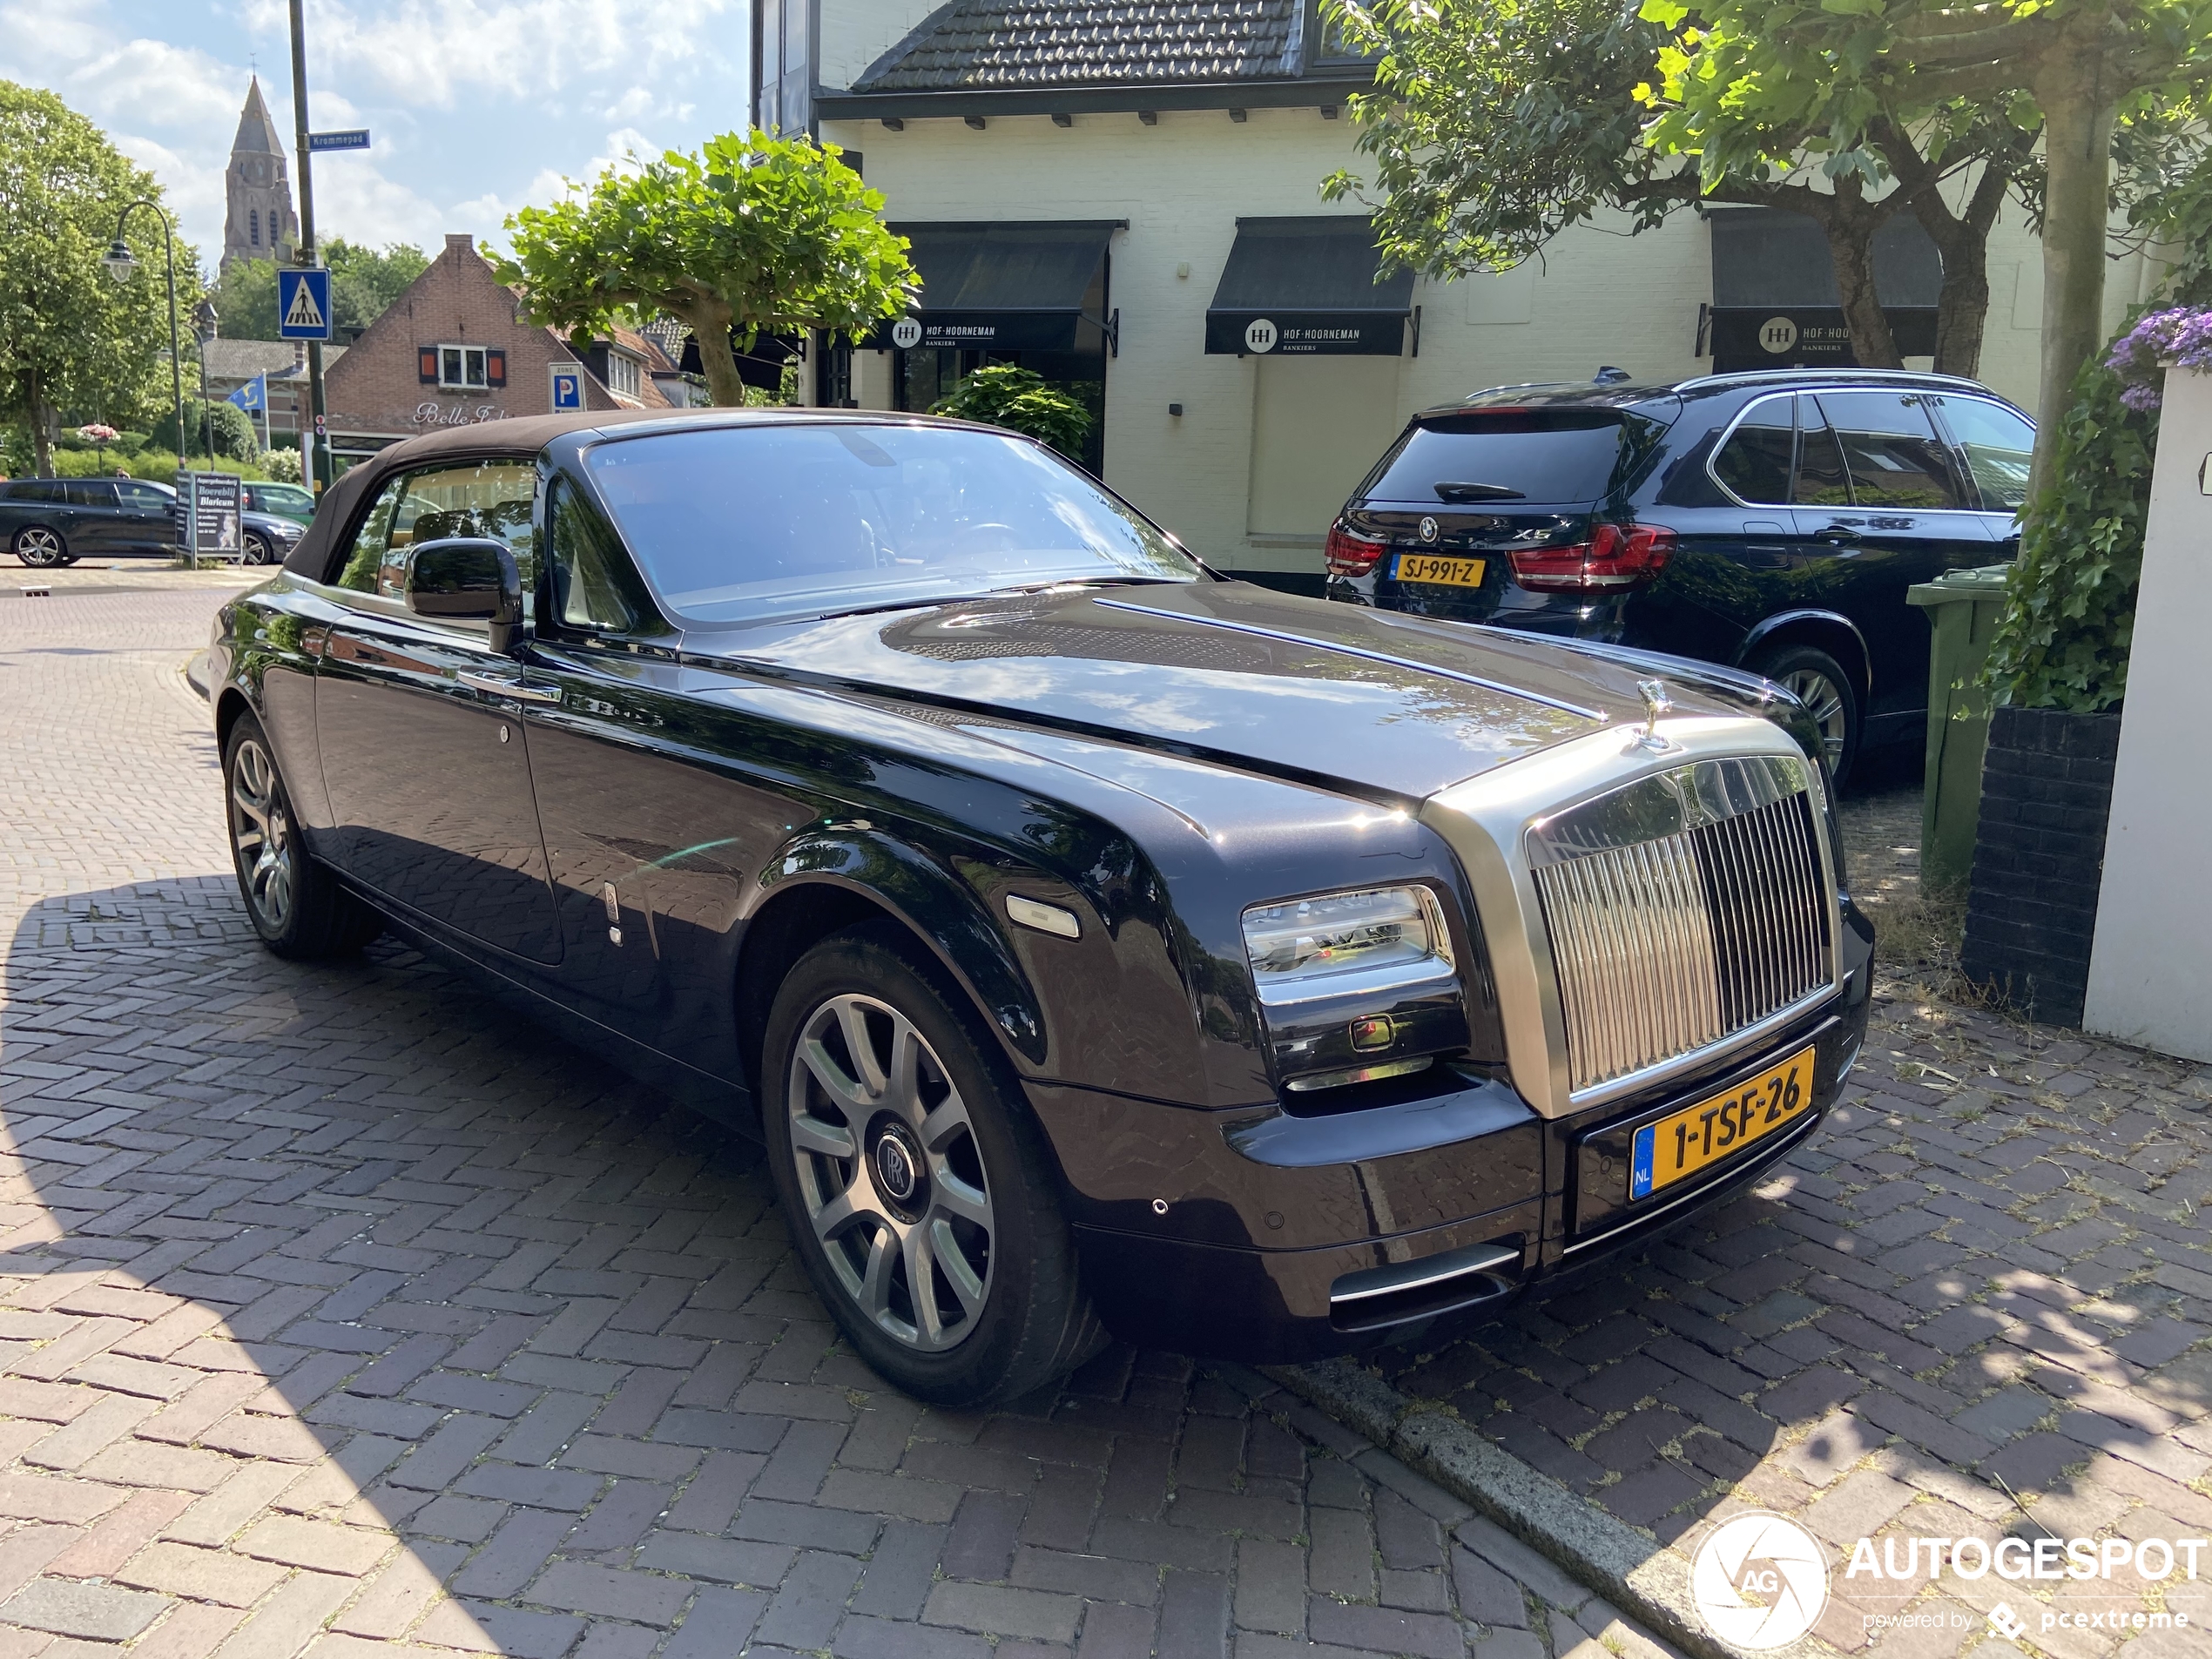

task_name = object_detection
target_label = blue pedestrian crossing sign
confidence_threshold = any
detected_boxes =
[277,268,334,340]
[549,361,584,412]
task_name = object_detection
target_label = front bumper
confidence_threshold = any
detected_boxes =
[1035,895,1874,1362]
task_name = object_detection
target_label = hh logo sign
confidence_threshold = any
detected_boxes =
[278,268,333,341]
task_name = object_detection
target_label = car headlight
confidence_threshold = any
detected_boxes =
[1242,886,1453,1005]
[1241,886,1469,1094]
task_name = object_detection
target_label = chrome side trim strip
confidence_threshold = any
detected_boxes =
[1092,599,1607,721]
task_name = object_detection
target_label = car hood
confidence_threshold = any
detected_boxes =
[676,580,1770,800]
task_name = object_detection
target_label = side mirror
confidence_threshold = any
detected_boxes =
[406,537,523,653]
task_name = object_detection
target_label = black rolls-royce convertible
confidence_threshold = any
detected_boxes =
[207,410,1874,1406]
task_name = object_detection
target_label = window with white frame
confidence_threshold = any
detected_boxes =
[438,345,489,389]
[606,352,641,397]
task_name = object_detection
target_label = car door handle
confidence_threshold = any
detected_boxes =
[456,671,562,705]
[1816,525,1863,545]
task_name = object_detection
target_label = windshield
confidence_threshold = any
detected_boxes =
[583,422,1203,626]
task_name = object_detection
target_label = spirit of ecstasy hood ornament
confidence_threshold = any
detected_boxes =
[1635,678,1674,751]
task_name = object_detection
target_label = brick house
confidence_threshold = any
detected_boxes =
[322,234,679,471]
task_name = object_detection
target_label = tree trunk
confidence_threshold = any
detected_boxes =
[28,369,51,478]
[673,299,748,407]
[2030,63,2117,497]
[1826,200,1904,370]
[1904,152,2016,381]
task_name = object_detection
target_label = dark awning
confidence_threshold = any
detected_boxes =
[867,221,1120,353]
[680,330,805,391]
[1205,217,1413,355]
[1705,206,1939,365]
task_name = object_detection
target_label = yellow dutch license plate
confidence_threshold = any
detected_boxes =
[1393,553,1487,588]
[1630,1046,1816,1200]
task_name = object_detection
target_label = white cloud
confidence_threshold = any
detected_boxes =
[64,37,241,130]
[291,0,740,110]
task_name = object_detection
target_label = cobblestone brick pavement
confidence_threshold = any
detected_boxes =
[0,574,1677,1659]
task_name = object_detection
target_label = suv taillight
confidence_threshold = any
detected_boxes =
[1507,523,1675,593]
[1325,520,1386,578]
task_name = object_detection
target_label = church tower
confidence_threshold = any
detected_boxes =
[220,78,299,272]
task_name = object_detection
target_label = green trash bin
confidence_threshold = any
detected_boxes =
[1905,563,2013,893]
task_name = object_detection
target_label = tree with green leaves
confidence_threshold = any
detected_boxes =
[493,131,916,408]
[0,82,198,475]
[1318,0,2033,375]
[1641,0,2212,491]
[210,239,430,340]
[929,365,1094,460]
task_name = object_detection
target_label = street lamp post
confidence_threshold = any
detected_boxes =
[194,300,220,465]
[100,202,187,499]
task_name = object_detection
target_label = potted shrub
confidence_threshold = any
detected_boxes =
[1965,305,2212,1023]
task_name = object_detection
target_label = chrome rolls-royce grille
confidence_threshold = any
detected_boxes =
[1529,755,1834,1095]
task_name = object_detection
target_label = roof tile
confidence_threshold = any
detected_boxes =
[855,0,1304,91]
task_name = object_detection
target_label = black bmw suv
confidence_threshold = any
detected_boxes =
[1323,369,2033,782]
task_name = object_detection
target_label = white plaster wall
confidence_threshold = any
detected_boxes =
[2083,365,2212,1062]
[822,109,2081,572]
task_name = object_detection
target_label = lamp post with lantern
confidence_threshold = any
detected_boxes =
[99,202,188,479]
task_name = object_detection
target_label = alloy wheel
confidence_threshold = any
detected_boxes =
[1781,667,1849,770]
[228,738,296,931]
[245,532,274,566]
[16,528,64,568]
[786,993,995,1352]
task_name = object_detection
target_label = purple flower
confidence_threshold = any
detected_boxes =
[2104,307,2212,409]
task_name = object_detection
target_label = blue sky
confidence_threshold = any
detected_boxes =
[3,0,749,276]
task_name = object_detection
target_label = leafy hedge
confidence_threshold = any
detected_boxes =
[1989,163,2212,712]
[1983,348,2159,711]
[929,365,1092,460]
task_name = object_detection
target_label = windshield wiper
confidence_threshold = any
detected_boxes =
[1433,481,1527,502]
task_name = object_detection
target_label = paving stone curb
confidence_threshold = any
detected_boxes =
[1268,1358,1836,1659]
[184,648,212,699]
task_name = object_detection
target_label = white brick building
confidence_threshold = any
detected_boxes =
[768,0,2155,589]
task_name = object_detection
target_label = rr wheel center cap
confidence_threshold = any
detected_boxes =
[870,1123,924,1208]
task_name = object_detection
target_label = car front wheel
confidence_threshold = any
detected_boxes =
[14,526,67,567]
[1751,644,1860,788]
[244,530,275,565]
[761,924,1101,1406]
[224,714,384,958]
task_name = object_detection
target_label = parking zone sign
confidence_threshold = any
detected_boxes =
[550,361,584,412]
[278,268,334,340]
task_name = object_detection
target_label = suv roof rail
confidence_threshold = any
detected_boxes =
[1675,368,1993,394]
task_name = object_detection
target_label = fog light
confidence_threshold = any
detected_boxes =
[1349,1015,1395,1051]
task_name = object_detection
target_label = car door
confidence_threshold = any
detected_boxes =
[61,482,123,555]
[1791,389,1993,743]
[512,473,762,1076]
[1928,394,2034,559]
[312,456,564,964]
[113,481,179,554]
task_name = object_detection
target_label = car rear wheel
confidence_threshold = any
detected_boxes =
[761,923,1102,1407]
[14,526,67,567]
[1751,644,1859,787]
[224,714,384,959]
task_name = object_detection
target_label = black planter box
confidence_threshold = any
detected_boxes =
[1958,705,2121,1027]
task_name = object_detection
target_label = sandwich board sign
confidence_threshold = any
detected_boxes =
[179,472,243,566]
[278,267,334,340]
